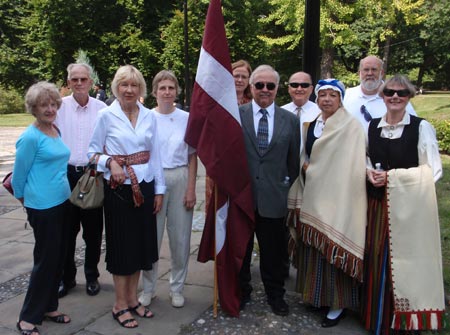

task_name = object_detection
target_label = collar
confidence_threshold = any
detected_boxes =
[252,101,275,117]
[378,111,410,128]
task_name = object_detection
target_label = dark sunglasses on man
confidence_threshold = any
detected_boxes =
[254,82,276,91]
[288,82,311,89]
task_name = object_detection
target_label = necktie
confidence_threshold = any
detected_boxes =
[257,109,269,154]
[295,106,302,117]
[360,105,372,122]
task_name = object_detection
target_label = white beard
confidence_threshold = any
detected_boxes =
[361,78,382,92]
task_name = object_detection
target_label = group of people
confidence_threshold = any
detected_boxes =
[11,63,197,334]
[10,54,444,335]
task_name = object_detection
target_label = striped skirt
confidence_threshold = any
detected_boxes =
[103,180,158,275]
[296,241,360,310]
[362,196,392,335]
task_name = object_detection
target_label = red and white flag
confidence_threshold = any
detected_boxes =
[184,0,255,317]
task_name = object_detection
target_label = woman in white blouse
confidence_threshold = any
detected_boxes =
[139,70,197,309]
[88,65,166,329]
[363,74,444,334]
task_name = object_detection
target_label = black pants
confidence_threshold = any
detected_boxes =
[20,201,70,324]
[239,212,288,302]
[62,166,104,284]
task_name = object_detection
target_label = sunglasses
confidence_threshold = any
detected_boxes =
[288,82,311,89]
[360,105,372,122]
[383,88,410,97]
[70,77,89,84]
[253,82,276,91]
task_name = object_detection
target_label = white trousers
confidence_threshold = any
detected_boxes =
[142,166,193,294]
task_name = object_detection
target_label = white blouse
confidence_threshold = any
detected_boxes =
[88,100,166,194]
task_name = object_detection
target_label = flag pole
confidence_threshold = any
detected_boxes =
[213,185,219,318]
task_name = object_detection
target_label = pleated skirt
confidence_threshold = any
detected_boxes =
[296,242,360,310]
[103,180,158,275]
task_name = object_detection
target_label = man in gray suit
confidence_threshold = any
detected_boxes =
[239,65,300,316]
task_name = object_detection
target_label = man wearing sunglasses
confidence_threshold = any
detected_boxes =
[281,71,320,152]
[238,65,300,317]
[55,63,106,298]
[343,55,416,132]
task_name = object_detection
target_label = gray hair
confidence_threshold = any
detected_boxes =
[250,65,280,85]
[67,63,94,80]
[25,81,62,115]
[379,74,416,98]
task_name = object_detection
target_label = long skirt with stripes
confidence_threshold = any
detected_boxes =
[362,196,393,335]
[296,242,360,310]
[103,180,158,276]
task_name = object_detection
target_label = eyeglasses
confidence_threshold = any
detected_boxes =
[288,82,311,89]
[70,77,89,84]
[383,88,410,97]
[253,82,276,91]
[360,105,372,122]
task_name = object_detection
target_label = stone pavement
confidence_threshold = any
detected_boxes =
[0,126,369,335]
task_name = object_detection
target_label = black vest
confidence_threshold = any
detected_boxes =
[367,115,422,198]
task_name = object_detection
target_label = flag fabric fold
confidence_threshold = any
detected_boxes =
[184,0,255,317]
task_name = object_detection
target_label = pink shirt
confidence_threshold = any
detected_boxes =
[55,95,107,166]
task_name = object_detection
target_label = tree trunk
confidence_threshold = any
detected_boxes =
[320,47,334,78]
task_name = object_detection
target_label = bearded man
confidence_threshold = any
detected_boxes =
[343,55,416,132]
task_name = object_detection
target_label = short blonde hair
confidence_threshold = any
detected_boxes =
[25,81,62,115]
[111,65,147,98]
[151,70,181,97]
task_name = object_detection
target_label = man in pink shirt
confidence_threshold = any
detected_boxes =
[55,63,106,297]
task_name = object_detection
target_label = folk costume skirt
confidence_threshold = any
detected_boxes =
[296,242,360,310]
[104,180,158,275]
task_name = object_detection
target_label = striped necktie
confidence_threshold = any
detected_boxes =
[257,109,269,154]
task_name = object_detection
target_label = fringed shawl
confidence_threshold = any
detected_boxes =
[387,165,446,331]
[287,107,367,282]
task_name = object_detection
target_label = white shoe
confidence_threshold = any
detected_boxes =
[138,291,156,306]
[169,292,185,308]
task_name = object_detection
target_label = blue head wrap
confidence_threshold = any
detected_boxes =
[314,79,346,102]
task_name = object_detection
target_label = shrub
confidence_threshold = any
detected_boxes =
[429,119,450,155]
[0,86,25,114]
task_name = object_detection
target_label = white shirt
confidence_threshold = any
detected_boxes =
[88,100,166,194]
[343,85,416,132]
[252,101,275,142]
[367,112,442,182]
[151,107,195,169]
[282,100,321,152]
[55,95,107,166]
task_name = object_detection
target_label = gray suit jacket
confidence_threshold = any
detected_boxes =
[239,103,300,218]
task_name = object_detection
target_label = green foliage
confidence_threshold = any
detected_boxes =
[0,86,25,115]
[429,120,450,155]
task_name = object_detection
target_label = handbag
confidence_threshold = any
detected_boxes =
[69,155,104,209]
[2,172,13,195]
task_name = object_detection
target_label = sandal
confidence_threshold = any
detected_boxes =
[112,308,138,328]
[45,313,71,324]
[16,321,40,335]
[129,302,154,318]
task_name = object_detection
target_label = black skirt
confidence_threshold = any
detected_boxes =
[103,180,158,275]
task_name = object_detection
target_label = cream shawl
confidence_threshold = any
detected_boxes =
[388,165,445,330]
[287,107,367,281]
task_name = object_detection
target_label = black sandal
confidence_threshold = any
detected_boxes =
[112,308,138,328]
[16,321,40,335]
[129,302,154,318]
[45,313,70,324]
